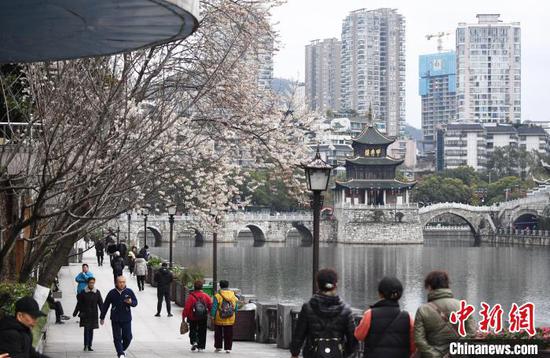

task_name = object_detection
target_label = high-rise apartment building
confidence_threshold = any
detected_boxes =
[305,38,342,113]
[444,123,486,170]
[419,52,457,147]
[340,8,406,138]
[256,33,274,89]
[456,14,521,123]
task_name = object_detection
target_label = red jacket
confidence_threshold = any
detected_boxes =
[182,290,213,321]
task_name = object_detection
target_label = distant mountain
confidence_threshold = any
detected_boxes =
[404,124,422,141]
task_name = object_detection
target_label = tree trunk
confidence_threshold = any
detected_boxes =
[37,233,76,287]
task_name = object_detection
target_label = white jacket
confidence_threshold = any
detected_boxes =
[134,257,147,276]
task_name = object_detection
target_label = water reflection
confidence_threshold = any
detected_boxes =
[150,232,550,326]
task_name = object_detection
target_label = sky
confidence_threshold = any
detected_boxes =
[271,0,550,129]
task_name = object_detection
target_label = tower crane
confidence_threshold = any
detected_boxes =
[425,32,450,52]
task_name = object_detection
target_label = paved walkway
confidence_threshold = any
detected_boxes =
[43,250,287,358]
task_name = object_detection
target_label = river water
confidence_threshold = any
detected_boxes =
[150,232,550,326]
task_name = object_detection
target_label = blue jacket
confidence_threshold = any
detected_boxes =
[100,287,138,322]
[75,271,94,294]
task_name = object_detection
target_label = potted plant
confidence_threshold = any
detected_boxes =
[173,267,204,307]
[170,266,184,304]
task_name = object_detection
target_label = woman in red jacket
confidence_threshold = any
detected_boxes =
[182,280,213,352]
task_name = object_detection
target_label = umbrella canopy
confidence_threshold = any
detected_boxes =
[0,0,199,63]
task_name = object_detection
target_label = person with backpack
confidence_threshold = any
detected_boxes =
[154,262,174,317]
[111,251,125,282]
[183,280,213,352]
[210,280,238,353]
[290,268,357,358]
[414,271,477,358]
[355,277,415,357]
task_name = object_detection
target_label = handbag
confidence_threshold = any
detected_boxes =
[180,320,189,335]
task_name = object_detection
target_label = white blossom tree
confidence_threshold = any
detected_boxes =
[0,0,314,285]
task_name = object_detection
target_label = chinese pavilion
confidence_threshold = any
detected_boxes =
[334,125,416,206]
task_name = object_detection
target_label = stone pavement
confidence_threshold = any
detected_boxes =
[43,250,288,358]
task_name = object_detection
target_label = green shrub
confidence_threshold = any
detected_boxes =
[0,281,36,318]
[172,266,204,287]
[147,256,163,268]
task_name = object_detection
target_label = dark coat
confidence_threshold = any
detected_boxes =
[290,294,358,358]
[73,288,103,329]
[363,300,411,358]
[95,240,104,255]
[111,256,125,276]
[154,267,173,291]
[0,316,48,358]
[100,287,138,323]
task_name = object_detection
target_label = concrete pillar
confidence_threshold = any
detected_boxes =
[365,190,369,205]
[405,189,410,205]
[276,303,300,349]
[383,190,387,206]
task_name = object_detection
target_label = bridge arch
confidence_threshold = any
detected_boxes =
[288,222,313,246]
[236,224,266,242]
[512,210,539,230]
[137,226,163,247]
[421,208,483,245]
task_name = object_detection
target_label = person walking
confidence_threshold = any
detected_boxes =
[95,239,105,267]
[154,262,174,317]
[127,250,136,276]
[414,271,477,358]
[134,256,147,291]
[290,268,357,358]
[100,276,138,358]
[183,280,213,352]
[73,277,103,351]
[75,263,94,295]
[211,280,238,353]
[138,245,150,261]
[111,251,125,282]
[0,296,50,358]
[355,276,415,357]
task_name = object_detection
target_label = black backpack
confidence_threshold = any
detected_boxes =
[191,293,207,320]
[311,313,344,358]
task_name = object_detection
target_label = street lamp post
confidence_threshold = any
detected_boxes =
[212,215,219,289]
[141,206,149,247]
[127,209,132,245]
[302,147,332,294]
[167,204,177,269]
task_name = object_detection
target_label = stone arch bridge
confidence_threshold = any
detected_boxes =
[419,188,550,239]
[115,212,314,247]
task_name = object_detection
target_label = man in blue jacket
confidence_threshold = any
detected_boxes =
[75,263,94,294]
[100,276,138,358]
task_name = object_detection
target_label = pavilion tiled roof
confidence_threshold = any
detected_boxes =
[352,125,395,145]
